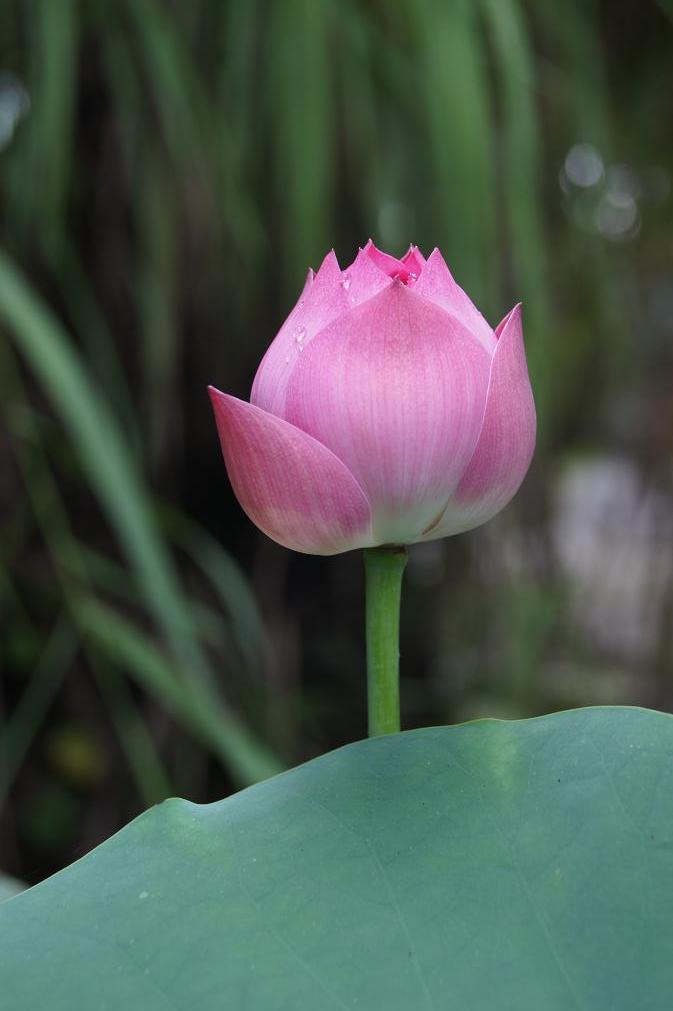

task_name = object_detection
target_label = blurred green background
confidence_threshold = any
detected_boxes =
[1,0,672,886]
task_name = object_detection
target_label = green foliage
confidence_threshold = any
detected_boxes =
[0,252,280,786]
[2,708,672,1008]
[1,0,672,883]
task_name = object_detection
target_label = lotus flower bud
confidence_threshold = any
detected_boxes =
[209,242,535,555]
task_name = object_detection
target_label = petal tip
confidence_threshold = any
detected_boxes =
[317,249,341,275]
[495,302,524,340]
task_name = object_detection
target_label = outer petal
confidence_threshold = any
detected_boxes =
[421,304,535,541]
[285,282,491,545]
[342,246,394,304]
[251,251,350,418]
[209,388,373,555]
[251,249,392,419]
[401,245,426,279]
[412,248,497,354]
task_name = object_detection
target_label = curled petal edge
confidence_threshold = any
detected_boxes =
[209,388,373,555]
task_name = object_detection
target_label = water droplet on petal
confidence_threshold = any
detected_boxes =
[295,327,306,344]
[340,272,352,291]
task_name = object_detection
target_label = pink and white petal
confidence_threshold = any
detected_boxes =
[412,248,497,354]
[251,250,352,418]
[342,246,395,305]
[420,304,535,541]
[209,388,373,555]
[249,267,314,418]
[285,282,491,545]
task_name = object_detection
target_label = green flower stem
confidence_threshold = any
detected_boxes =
[364,545,408,737]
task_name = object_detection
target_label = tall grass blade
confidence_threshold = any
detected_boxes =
[0,251,199,668]
[176,520,268,675]
[0,251,279,784]
[11,0,78,256]
[411,0,498,313]
[0,616,78,803]
[536,0,633,387]
[93,665,172,805]
[77,599,282,785]
[264,0,334,290]
[481,0,554,433]
[137,151,180,471]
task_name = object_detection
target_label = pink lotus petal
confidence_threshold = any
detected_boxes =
[422,304,535,540]
[209,388,373,555]
[401,245,426,281]
[343,246,395,305]
[285,282,491,544]
[495,306,514,339]
[412,248,497,353]
[363,239,419,285]
[251,250,351,418]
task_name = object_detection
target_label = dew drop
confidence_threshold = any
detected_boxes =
[295,327,306,344]
[340,272,352,291]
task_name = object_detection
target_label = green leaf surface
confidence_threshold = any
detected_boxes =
[1,707,672,1009]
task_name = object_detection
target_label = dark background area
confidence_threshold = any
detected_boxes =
[1,0,673,886]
